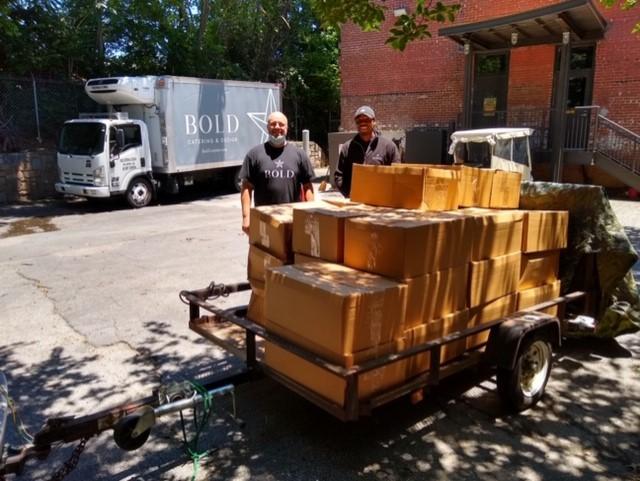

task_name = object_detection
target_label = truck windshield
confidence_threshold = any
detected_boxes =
[59,123,106,155]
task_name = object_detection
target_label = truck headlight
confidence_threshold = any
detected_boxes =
[93,166,105,186]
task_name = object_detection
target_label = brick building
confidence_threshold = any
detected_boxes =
[339,0,640,186]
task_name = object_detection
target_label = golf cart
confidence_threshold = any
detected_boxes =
[448,127,534,180]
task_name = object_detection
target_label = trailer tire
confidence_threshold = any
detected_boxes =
[126,177,153,208]
[497,336,552,412]
[113,413,151,451]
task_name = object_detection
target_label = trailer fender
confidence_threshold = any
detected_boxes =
[486,311,561,371]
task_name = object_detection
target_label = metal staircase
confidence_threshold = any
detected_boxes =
[567,106,640,191]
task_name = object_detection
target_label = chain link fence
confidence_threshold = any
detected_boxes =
[0,77,98,153]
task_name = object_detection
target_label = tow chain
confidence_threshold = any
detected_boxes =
[48,436,90,481]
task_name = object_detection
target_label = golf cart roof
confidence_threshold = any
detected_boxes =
[449,127,534,154]
[449,127,533,151]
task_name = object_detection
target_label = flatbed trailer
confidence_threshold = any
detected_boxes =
[0,281,591,478]
[183,281,590,421]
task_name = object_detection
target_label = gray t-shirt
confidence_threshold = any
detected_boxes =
[240,142,314,206]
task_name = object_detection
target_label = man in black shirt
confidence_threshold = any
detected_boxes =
[334,105,401,198]
[240,111,314,234]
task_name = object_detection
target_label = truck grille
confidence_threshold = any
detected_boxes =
[62,171,94,185]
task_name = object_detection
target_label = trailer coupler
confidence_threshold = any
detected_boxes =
[1,376,244,478]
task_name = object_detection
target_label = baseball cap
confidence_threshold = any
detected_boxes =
[354,105,375,120]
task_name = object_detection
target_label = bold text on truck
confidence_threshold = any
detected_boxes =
[55,75,281,208]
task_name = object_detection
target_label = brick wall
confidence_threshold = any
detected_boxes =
[340,1,640,132]
[0,150,57,204]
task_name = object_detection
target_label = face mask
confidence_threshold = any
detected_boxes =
[268,134,286,148]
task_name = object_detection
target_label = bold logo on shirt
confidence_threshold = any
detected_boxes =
[265,169,294,179]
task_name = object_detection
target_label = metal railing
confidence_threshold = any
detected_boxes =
[594,114,640,175]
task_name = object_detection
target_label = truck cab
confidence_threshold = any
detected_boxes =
[56,113,154,207]
[448,127,534,181]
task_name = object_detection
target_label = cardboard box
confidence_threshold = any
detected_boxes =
[467,293,518,349]
[522,210,569,253]
[248,245,286,285]
[249,204,294,261]
[469,251,521,307]
[405,264,468,328]
[462,208,524,261]
[294,252,322,264]
[344,211,471,280]
[489,170,522,209]
[350,164,460,211]
[292,205,367,263]
[519,251,560,289]
[265,262,407,360]
[265,319,405,367]
[247,289,267,327]
[264,341,409,406]
[443,166,493,208]
[517,280,561,317]
[404,309,469,374]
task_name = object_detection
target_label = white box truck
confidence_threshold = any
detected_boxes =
[55,75,281,207]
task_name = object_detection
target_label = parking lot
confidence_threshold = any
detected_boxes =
[1,188,639,481]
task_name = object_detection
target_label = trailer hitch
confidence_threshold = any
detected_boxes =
[1,373,247,478]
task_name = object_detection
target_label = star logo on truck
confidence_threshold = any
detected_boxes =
[247,89,279,143]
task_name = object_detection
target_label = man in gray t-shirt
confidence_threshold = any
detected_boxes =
[240,111,314,234]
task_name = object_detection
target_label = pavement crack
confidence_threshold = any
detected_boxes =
[15,269,92,346]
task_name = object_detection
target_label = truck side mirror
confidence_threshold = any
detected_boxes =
[116,129,125,148]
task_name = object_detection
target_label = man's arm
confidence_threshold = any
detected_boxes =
[302,182,314,201]
[389,140,401,164]
[241,180,253,235]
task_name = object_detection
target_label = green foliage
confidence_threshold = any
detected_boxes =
[311,0,459,51]
[1,0,457,143]
[600,0,640,33]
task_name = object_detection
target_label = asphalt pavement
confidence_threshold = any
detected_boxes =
[0,185,639,481]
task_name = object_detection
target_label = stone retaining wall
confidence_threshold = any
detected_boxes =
[0,150,57,204]
[290,141,328,168]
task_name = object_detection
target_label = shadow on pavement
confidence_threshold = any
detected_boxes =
[3,332,639,481]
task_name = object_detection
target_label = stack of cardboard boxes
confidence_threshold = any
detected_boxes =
[245,164,568,407]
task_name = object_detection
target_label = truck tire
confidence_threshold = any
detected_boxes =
[496,336,552,412]
[230,167,242,193]
[126,177,153,208]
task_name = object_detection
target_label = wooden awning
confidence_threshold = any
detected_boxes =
[439,0,607,50]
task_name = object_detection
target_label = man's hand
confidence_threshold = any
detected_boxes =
[240,180,253,235]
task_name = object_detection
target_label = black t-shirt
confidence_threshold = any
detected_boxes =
[240,142,314,206]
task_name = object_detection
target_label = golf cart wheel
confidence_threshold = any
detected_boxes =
[497,336,552,412]
[113,413,151,451]
[126,177,153,208]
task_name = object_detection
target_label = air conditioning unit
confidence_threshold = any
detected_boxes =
[85,76,156,105]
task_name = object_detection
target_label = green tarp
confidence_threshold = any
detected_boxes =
[520,181,640,338]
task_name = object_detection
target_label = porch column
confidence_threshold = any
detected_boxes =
[552,32,571,182]
[462,42,474,129]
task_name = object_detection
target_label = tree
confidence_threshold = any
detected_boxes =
[309,0,460,51]
[600,0,640,33]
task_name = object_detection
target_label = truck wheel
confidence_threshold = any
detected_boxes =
[126,177,153,208]
[497,336,552,412]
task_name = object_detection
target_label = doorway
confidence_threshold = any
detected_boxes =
[472,53,509,128]
[553,45,596,148]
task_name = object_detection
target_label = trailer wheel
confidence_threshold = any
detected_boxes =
[113,413,151,451]
[497,336,552,412]
[126,177,153,208]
